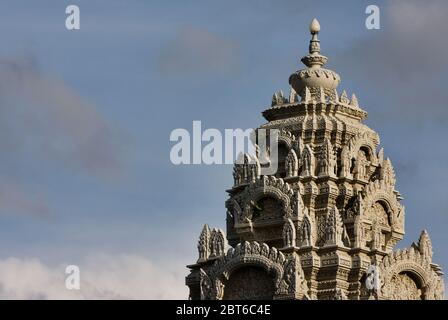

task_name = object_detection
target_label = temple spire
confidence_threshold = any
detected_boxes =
[309,18,321,54]
[289,18,340,97]
[301,18,328,68]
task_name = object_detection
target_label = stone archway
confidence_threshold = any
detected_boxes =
[387,271,423,300]
[223,266,275,300]
[252,196,284,221]
[379,251,433,300]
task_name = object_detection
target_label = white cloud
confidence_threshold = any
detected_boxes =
[0,254,188,299]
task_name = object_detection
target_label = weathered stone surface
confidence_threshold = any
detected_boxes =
[186,18,444,300]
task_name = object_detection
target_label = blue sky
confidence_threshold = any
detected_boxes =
[0,0,446,298]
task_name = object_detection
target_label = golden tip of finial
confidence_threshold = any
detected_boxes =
[310,18,320,34]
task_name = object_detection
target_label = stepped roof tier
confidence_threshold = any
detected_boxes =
[186,19,444,300]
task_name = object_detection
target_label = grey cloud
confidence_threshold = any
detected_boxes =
[0,180,49,216]
[158,26,239,75]
[0,55,128,177]
[333,0,448,122]
[0,54,129,216]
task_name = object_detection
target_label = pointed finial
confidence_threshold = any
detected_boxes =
[350,93,359,108]
[333,89,339,102]
[310,18,320,34]
[289,87,297,103]
[289,18,340,97]
[340,90,349,104]
[308,18,321,56]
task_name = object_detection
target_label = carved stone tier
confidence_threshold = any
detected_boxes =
[186,18,444,300]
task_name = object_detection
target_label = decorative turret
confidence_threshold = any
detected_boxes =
[289,18,341,100]
[187,18,444,301]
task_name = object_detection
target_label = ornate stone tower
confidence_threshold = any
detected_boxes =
[186,19,444,300]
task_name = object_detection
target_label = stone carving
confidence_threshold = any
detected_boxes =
[272,90,287,107]
[292,190,304,219]
[236,175,295,222]
[345,193,361,220]
[350,93,359,108]
[425,273,445,300]
[200,269,213,300]
[317,139,330,176]
[300,214,312,246]
[197,224,211,262]
[340,145,351,178]
[278,128,297,149]
[277,254,309,298]
[347,131,379,167]
[389,273,421,300]
[380,158,396,189]
[353,150,369,180]
[318,86,326,103]
[289,87,298,103]
[292,135,303,157]
[282,218,296,248]
[377,147,384,163]
[324,206,344,246]
[340,90,349,104]
[371,220,382,251]
[233,154,260,186]
[331,288,347,300]
[285,149,299,177]
[326,139,336,176]
[210,228,227,257]
[378,231,444,300]
[194,241,293,300]
[361,178,404,238]
[225,198,242,224]
[331,88,339,103]
[353,213,365,248]
[278,259,296,294]
[418,230,433,262]
[301,145,313,176]
[303,86,311,103]
[224,266,275,300]
[187,18,443,301]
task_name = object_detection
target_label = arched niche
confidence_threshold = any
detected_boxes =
[274,141,289,178]
[351,147,372,180]
[250,195,286,247]
[370,201,392,227]
[252,196,284,221]
[359,146,373,162]
[379,256,432,300]
[223,266,275,300]
[361,182,403,232]
[387,271,424,300]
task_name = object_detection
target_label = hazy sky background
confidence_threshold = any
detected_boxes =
[0,0,446,299]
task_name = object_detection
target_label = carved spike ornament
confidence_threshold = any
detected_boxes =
[186,18,444,300]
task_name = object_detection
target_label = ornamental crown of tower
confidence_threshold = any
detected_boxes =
[289,18,340,98]
[186,19,444,300]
